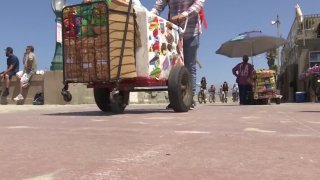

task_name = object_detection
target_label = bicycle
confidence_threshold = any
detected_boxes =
[198,88,206,104]
[208,92,215,103]
[220,91,227,103]
[232,92,239,102]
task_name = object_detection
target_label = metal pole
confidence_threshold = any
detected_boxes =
[50,0,65,71]
[275,15,281,73]
[50,16,63,71]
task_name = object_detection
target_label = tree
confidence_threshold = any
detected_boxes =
[266,48,277,69]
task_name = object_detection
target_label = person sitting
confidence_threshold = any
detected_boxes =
[0,47,19,97]
[14,46,37,101]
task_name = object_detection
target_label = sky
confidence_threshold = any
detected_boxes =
[0,0,319,87]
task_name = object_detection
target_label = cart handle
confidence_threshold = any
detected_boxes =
[179,17,189,35]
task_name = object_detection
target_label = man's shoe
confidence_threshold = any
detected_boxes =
[2,89,9,97]
[189,104,194,110]
[189,102,196,110]
[166,104,172,109]
[13,94,24,101]
[22,82,30,88]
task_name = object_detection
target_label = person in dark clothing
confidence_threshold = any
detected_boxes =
[232,55,254,105]
[0,47,19,97]
[222,81,229,100]
[200,77,207,90]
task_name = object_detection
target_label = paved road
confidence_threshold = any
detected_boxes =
[0,103,319,180]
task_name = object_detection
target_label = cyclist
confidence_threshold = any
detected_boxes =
[208,84,216,102]
[232,83,239,101]
[200,77,207,99]
[222,81,229,102]
[219,85,224,102]
[200,77,207,90]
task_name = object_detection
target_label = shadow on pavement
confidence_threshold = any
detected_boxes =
[299,111,320,113]
[44,109,175,116]
[205,104,240,107]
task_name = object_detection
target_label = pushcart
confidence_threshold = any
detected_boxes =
[250,69,281,105]
[60,0,192,113]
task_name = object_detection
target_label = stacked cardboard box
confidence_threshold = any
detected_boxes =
[62,0,136,83]
[64,38,81,81]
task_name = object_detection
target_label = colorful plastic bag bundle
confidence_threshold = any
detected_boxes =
[254,69,275,79]
[254,69,276,93]
[308,65,320,74]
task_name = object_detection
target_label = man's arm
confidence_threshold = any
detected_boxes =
[3,64,15,75]
[232,64,239,77]
[248,64,255,79]
[26,54,35,70]
[150,0,168,16]
[181,0,205,19]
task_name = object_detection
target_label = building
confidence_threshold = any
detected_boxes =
[280,8,320,102]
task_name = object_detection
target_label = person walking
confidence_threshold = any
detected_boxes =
[14,46,37,101]
[151,0,205,109]
[232,55,254,105]
[0,47,19,97]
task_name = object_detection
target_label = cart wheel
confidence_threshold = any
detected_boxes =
[262,99,269,105]
[111,91,129,114]
[94,88,111,112]
[61,90,72,102]
[168,65,192,112]
[198,91,203,104]
[276,98,281,105]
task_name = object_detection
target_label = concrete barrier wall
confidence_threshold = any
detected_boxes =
[1,71,169,105]
[1,75,44,105]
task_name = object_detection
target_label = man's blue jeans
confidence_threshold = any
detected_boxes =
[183,36,199,95]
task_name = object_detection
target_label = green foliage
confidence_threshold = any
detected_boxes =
[266,48,278,69]
[271,64,278,73]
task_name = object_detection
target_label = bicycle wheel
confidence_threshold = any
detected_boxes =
[209,95,213,103]
[198,91,203,104]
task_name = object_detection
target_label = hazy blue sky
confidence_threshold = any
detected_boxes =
[0,0,319,86]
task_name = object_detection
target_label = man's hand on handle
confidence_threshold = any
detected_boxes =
[171,14,187,24]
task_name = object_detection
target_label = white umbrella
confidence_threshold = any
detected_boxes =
[216,31,286,58]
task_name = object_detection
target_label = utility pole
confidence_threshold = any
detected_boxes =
[273,15,281,73]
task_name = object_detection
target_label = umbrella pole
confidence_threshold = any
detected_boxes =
[251,46,254,65]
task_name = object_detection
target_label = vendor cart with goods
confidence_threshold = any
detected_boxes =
[60,0,192,113]
[250,69,281,105]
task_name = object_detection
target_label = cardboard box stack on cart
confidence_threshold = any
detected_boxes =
[62,0,136,82]
[62,0,184,83]
[253,69,277,99]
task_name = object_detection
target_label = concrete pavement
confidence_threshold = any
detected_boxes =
[0,103,319,179]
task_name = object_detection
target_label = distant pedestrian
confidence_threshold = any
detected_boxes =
[14,46,37,101]
[232,55,254,105]
[0,47,19,97]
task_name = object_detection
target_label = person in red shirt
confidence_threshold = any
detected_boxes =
[232,55,254,105]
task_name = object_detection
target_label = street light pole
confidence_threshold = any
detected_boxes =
[272,15,281,73]
[51,0,66,71]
